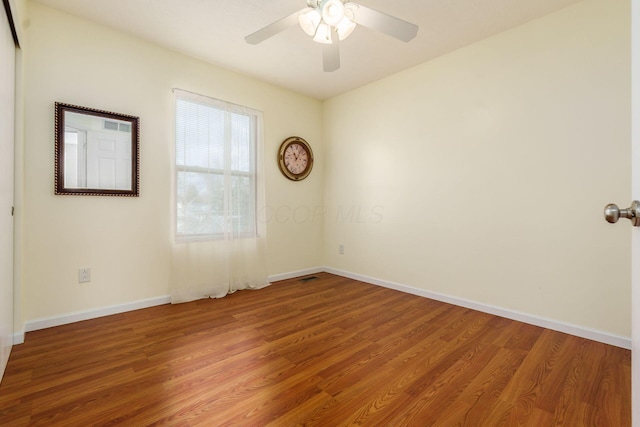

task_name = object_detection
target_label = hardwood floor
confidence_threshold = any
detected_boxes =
[0,273,630,426]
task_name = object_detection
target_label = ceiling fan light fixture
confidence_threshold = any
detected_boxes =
[313,22,333,44]
[321,0,345,27]
[336,17,356,40]
[344,2,358,17]
[299,8,321,36]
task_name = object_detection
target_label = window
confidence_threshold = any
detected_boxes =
[174,90,260,241]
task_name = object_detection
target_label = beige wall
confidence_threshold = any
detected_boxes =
[323,0,631,337]
[19,2,324,325]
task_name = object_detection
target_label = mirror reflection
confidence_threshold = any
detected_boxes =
[55,103,139,196]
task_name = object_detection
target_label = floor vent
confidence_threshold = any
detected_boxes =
[298,276,320,283]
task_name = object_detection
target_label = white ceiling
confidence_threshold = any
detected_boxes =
[33,0,583,100]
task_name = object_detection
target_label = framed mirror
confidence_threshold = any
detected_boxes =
[55,102,139,196]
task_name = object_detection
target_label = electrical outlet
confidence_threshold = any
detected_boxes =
[339,244,344,255]
[78,268,91,283]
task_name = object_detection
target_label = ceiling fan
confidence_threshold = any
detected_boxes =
[245,0,418,72]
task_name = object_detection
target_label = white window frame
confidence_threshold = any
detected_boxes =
[173,89,261,242]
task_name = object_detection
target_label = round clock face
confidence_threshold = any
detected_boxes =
[278,137,314,181]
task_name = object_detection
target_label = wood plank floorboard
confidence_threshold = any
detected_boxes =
[0,272,630,426]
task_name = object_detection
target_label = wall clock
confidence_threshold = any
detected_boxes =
[278,136,314,181]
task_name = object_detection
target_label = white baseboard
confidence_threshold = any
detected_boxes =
[23,295,171,335]
[268,267,324,283]
[16,266,630,350]
[16,268,325,341]
[15,268,325,343]
[12,331,24,345]
[324,267,631,350]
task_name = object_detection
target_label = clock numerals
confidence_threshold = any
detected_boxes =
[285,144,308,174]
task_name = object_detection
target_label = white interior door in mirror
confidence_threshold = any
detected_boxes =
[64,112,132,190]
[86,130,131,190]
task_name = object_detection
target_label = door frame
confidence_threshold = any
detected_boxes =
[0,0,18,381]
[632,0,639,424]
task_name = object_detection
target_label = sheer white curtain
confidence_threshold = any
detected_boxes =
[170,89,269,303]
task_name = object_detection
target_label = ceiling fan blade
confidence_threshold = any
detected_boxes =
[323,32,340,72]
[245,9,305,45]
[351,4,418,42]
